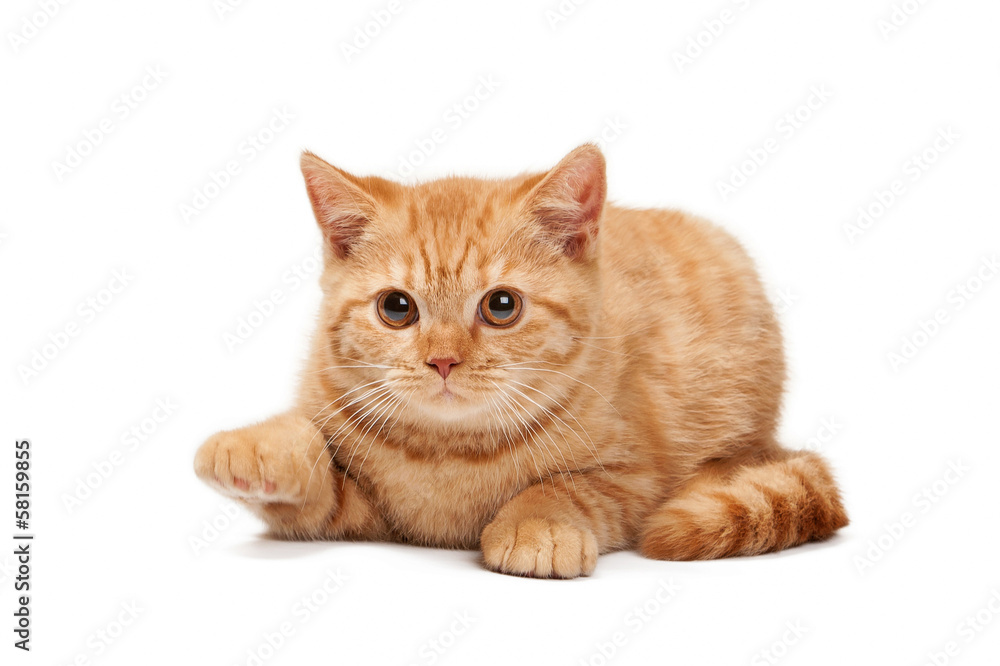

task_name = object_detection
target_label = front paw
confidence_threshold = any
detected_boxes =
[481,517,599,578]
[193,415,331,507]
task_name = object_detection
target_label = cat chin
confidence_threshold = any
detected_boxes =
[412,392,490,425]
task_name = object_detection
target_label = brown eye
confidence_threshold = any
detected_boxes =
[377,291,418,328]
[480,289,522,327]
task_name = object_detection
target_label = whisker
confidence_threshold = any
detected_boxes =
[307,365,394,372]
[486,395,522,481]
[491,382,558,497]
[489,392,546,495]
[327,389,401,493]
[307,380,396,453]
[357,388,413,481]
[298,378,395,492]
[571,338,635,358]
[306,378,392,427]
[498,387,580,490]
[326,354,396,369]
[344,390,404,480]
[384,388,414,441]
[300,382,397,508]
[329,388,399,464]
[496,364,620,416]
[505,378,606,474]
[571,323,656,340]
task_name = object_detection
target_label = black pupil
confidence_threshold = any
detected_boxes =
[489,292,515,320]
[383,293,411,321]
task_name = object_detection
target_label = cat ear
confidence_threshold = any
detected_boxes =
[300,151,377,259]
[525,144,607,260]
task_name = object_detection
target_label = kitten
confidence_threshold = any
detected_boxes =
[194,144,847,577]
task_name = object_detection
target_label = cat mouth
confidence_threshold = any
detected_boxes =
[417,382,484,421]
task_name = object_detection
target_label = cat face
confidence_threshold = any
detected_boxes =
[302,146,606,431]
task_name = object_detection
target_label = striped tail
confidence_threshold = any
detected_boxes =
[639,450,848,561]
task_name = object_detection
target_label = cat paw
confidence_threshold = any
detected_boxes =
[481,517,598,578]
[193,415,330,506]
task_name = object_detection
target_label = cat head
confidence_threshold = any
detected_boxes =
[301,145,607,433]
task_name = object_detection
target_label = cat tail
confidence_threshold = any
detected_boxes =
[638,449,848,560]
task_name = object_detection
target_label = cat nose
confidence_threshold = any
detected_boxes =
[426,357,461,380]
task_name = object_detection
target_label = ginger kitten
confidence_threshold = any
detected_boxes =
[194,144,847,577]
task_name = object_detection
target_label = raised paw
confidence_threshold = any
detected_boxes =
[193,414,332,507]
[481,517,598,579]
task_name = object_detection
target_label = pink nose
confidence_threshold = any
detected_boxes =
[427,357,460,380]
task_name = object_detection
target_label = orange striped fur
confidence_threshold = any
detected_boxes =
[194,145,847,577]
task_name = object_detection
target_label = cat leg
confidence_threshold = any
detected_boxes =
[639,448,848,560]
[480,468,659,578]
[193,411,386,540]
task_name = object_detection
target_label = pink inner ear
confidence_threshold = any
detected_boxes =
[301,157,372,259]
[573,171,606,226]
[531,146,607,259]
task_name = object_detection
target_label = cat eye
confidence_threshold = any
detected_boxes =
[479,289,522,327]
[377,291,418,328]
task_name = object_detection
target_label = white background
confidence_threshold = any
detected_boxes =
[3,0,999,664]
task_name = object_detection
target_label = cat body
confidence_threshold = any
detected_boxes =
[195,145,847,577]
